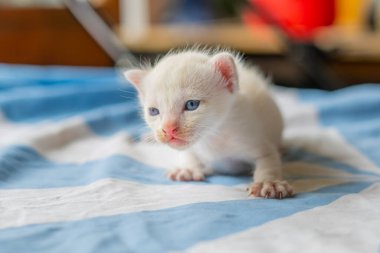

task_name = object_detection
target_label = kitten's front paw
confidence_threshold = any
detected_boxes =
[167,168,205,181]
[248,180,294,199]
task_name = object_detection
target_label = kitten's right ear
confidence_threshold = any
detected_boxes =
[123,69,146,92]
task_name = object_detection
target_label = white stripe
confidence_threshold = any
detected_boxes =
[0,179,246,229]
[184,183,380,253]
[0,113,94,151]
[0,163,373,230]
[41,130,181,170]
[0,112,181,169]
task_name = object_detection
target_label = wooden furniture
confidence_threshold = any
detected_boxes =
[0,6,114,66]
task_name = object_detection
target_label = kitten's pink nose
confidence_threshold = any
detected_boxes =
[162,124,178,136]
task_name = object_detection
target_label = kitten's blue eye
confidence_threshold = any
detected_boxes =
[184,100,200,111]
[148,107,160,116]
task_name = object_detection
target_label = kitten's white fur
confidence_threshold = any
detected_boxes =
[124,49,293,199]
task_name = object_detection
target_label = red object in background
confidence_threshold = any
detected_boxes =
[244,0,336,41]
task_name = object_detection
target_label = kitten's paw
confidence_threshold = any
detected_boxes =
[167,168,205,181]
[247,180,294,199]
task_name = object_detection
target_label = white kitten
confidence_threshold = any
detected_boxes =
[124,49,293,199]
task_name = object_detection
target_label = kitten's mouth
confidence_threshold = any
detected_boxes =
[167,136,188,148]
[157,135,189,149]
[156,131,192,149]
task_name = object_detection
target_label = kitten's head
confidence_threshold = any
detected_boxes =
[124,51,239,150]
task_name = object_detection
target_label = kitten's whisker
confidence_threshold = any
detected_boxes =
[118,87,135,92]
[120,95,135,100]
[139,132,157,144]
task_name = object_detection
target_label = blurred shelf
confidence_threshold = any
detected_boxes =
[117,23,285,54]
[118,23,380,63]
[315,26,380,62]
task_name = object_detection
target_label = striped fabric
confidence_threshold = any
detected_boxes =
[0,64,379,253]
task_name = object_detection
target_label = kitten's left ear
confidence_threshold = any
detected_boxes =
[210,53,238,93]
[123,69,147,93]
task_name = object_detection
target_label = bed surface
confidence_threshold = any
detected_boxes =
[0,64,379,253]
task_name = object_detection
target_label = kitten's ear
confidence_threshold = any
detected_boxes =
[210,53,238,93]
[123,69,147,92]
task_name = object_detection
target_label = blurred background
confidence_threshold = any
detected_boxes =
[1,0,380,89]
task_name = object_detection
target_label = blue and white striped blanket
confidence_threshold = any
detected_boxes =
[0,64,379,253]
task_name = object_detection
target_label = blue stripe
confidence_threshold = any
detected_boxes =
[0,82,145,136]
[0,182,372,253]
[0,64,122,89]
[83,102,146,137]
[0,86,125,121]
[1,145,375,189]
[0,64,144,136]
[298,84,380,166]
[0,146,254,189]
[0,146,165,189]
